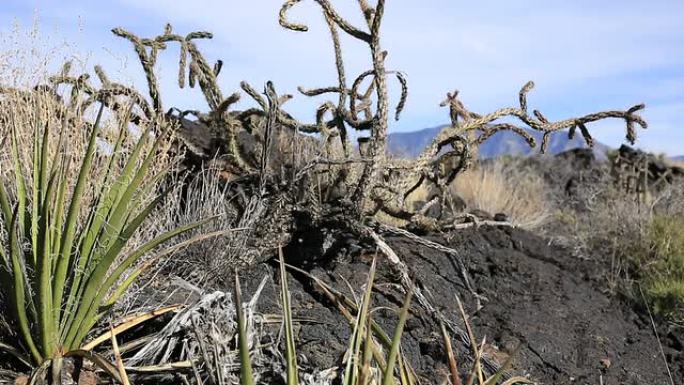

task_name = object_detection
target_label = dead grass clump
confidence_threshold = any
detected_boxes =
[451,159,552,229]
[139,168,246,285]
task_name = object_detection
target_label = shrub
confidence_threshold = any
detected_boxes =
[641,215,684,320]
[555,174,684,321]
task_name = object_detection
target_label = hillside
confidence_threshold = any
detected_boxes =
[388,125,610,159]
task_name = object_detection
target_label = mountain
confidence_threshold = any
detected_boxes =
[387,125,610,159]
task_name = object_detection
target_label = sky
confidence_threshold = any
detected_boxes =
[0,0,682,155]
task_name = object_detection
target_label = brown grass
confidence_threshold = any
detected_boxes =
[451,159,552,229]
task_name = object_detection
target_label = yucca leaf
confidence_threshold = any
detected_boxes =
[8,206,42,363]
[0,176,14,297]
[234,272,255,385]
[64,186,169,347]
[9,119,28,254]
[48,115,70,255]
[38,118,50,202]
[0,181,11,266]
[32,119,57,358]
[61,117,154,336]
[75,113,144,274]
[94,126,161,247]
[67,214,213,349]
[344,258,377,385]
[101,226,223,310]
[82,305,182,351]
[279,248,299,385]
[52,105,105,323]
[66,350,123,384]
[69,128,162,307]
[49,154,71,258]
[30,119,41,267]
[382,285,414,385]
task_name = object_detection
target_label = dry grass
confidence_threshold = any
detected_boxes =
[451,159,553,229]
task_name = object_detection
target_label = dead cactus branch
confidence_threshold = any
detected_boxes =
[388,81,647,227]
[420,81,647,166]
[279,0,406,216]
[46,61,153,125]
[112,24,224,114]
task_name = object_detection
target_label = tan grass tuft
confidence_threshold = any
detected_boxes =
[451,159,552,229]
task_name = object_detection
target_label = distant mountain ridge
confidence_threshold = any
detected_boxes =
[387,125,610,159]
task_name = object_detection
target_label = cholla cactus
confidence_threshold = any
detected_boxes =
[41,5,649,236]
[279,0,408,214]
[277,1,647,230]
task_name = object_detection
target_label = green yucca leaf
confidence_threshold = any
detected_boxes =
[278,248,299,385]
[68,214,214,348]
[75,120,150,273]
[8,206,42,363]
[59,126,151,329]
[61,124,160,340]
[344,258,377,385]
[48,115,71,257]
[234,272,255,385]
[382,285,414,385]
[34,119,57,358]
[52,105,105,323]
[0,182,11,265]
[64,187,173,348]
[101,225,223,311]
[9,119,28,253]
[49,154,71,257]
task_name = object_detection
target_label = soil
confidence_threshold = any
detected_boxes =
[237,225,683,385]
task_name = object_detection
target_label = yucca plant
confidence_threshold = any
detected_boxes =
[0,103,210,380]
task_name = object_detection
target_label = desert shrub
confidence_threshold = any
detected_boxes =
[450,159,553,229]
[639,214,684,320]
[553,171,684,320]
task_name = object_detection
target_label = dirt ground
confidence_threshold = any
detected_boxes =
[238,225,682,384]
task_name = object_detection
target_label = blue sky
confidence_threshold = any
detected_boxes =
[1,0,682,155]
